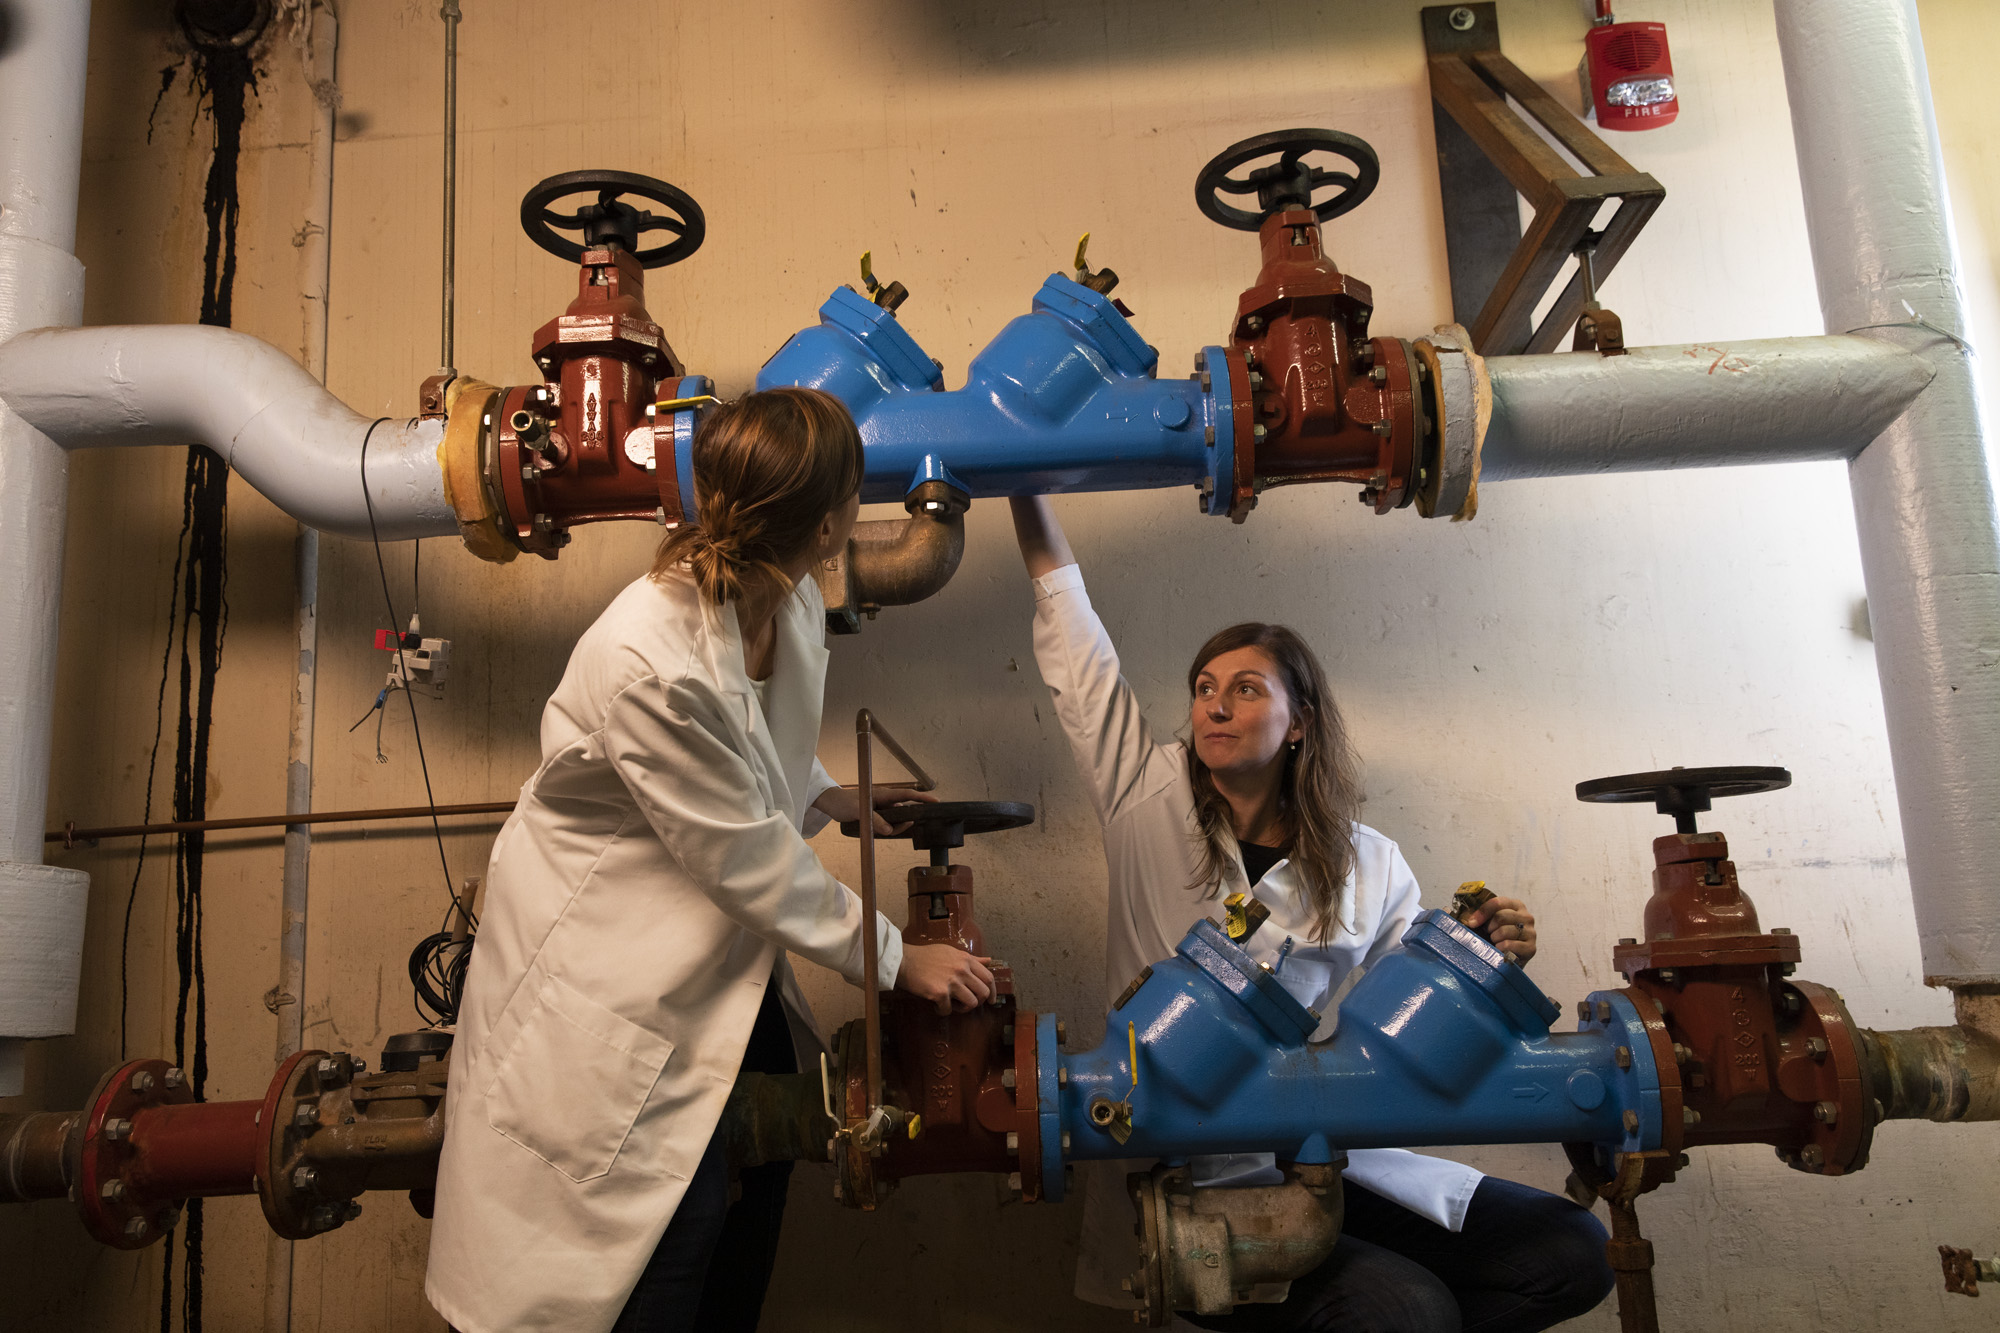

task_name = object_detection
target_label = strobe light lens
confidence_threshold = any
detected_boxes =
[1606,76,1675,108]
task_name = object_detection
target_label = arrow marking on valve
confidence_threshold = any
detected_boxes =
[1511,1085,1550,1102]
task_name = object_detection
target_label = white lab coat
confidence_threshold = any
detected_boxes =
[426,571,903,1333]
[1028,563,1483,1309]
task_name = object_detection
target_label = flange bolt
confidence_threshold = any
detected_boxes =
[130,1071,155,1094]
[1614,1045,1632,1069]
[124,1217,148,1241]
[293,1166,318,1191]
[1807,1037,1829,1061]
[1001,1069,1016,1089]
[1813,1101,1838,1124]
[100,1179,127,1202]
[1007,1132,1020,1152]
[1683,1107,1702,1126]
[293,1102,320,1129]
[1622,1110,1639,1133]
[1800,1145,1825,1170]
[163,1068,186,1090]
[102,1117,132,1142]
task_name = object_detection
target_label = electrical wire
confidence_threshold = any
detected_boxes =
[359,418,469,1022]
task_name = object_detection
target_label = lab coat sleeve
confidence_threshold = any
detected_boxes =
[801,756,840,838]
[603,674,904,989]
[1360,840,1424,968]
[1030,563,1165,825]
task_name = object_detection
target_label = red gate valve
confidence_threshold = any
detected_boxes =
[1196,130,1419,518]
[451,171,709,560]
[1578,766,1875,1175]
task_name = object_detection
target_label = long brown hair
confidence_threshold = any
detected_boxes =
[652,387,864,605]
[1185,623,1362,943]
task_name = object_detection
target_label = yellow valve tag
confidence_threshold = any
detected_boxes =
[1106,1019,1138,1145]
[1452,881,1495,924]
[907,1113,924,1140]
[1225,891,1251,941]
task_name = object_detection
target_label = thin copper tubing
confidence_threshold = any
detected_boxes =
[853,710,935,1122]
[47,802,516,849]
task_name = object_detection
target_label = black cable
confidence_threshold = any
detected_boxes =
[360,418,466,1018]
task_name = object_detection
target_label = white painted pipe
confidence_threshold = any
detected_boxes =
[1479,336,1934,481]
[0,0,95,1096]
[0,325,455,541]
[1777,0,2000,988]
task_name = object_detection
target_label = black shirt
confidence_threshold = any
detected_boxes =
[1239,839,1289,886]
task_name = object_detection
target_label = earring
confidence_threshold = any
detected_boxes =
[1289,741,1301,752]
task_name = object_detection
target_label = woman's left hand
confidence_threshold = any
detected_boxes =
[1466,896,1538,965]
[813,785,940,836]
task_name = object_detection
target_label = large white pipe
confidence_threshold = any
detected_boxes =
[0,0,95,1097]
[1479,336,1934,481]
[0,325,455,541]
[1776,0,2000,988]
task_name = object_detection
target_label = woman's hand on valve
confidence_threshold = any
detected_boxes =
[1466,896,1538,966]
[813,784,939,835]
[897,944,997,1013]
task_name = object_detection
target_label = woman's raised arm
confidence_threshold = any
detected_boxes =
[1009,496,1169,825]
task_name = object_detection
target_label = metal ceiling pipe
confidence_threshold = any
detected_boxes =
[0,325,456,541]
[0,0,96,1098]
[1477,336,1934,481]
[1776,0,2000,988]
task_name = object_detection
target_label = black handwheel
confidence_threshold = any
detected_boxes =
[519,169,706,269]
[1576,765,1791,834]
[1195,129,1381,231]
[838,800,1035,853]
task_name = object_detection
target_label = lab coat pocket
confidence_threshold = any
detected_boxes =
[485,974,674,1183]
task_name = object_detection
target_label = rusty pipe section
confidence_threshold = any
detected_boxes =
[816,480,970,634]
[1859,989,2000,1124]
[1,1046,837,1249]
[1474,335,1936,481]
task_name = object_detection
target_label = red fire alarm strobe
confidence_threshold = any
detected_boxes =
[1585,18,1677,130]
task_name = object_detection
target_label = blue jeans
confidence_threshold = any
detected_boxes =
[1184,1176,1615,1333]
[611,983,796,1333]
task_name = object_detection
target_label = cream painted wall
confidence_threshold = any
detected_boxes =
[6,1,1999,1330]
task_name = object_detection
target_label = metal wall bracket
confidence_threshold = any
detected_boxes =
[1421,4,1664,355]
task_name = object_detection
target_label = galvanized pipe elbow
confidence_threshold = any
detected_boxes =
[816,481,970,634]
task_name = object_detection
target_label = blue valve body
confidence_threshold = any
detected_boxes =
[759,274,1230,505]
[1043,910,1661,1182]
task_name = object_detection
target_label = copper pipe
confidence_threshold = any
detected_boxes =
[857,710,882,1117]
[1604,1198,1661,1333]
[47,800,515,848]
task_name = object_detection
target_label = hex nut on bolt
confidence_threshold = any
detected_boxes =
[102,1117,131,1142]
[1800,1145,1825,1170]
[293,1166,318,1191]
[124,1216,148,1241]
[1807,1037,1830,1061]
[1006,1132,1019,1152]
[130,1070,154,1094]
[100,1179,126,1202]
[1001,1069,1016,1089]
[1449,6,1476,30]
[1813,1101,1838,1124]
[163,1067,185,1090]
[1622,1110,1639,1133]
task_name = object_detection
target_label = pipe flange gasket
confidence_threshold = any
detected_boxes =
[1790,980,1872,1174]
[1035,1012,1065,1203]
[1014,1010,1043,1202]
[437,378,518,564]
[70,1058,192,1249]
[1613,987,1685,1157]
[1412,324,1486,520]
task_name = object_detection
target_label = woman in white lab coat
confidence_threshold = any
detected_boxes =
[1010,496,1614,1333]
[426,388,994,1333]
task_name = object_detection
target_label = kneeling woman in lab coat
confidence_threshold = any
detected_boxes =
[1010,495,1614,1333]
[427,388,994,1333]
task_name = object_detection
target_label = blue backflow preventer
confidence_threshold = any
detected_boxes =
[758,274,1233,506]
[1038,908,1661,1185]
